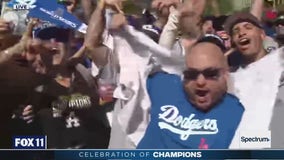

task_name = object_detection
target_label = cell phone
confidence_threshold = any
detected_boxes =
[1,1,29,35]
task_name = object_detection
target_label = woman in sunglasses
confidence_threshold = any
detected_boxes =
[137,36,244,149]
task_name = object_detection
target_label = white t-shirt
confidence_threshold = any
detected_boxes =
[91,25,185,148]
[229,48,284,148]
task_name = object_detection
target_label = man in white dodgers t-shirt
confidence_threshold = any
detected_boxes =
[224,11,284,149]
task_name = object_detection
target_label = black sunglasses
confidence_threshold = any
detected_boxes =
[183,67,224,81]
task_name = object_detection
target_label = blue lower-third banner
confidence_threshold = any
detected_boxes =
[3,150,284,159]
[53,150,284,159]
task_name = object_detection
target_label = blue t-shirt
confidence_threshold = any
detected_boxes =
[137,72,244,149]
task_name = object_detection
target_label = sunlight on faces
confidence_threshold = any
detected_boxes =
[231,22,266,61]
[184,43,228,112]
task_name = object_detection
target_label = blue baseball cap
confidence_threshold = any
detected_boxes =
[33,21,70,42]
[35,27,70,42]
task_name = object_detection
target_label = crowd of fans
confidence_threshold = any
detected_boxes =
[1,0,284,149]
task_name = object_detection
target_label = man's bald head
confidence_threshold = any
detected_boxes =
[186,42,228,69]
[183,42,228,112]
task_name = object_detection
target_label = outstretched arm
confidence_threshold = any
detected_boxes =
[159,0,206,49]
[192,0,206,18]
[80,0,94,22]
[211,0,221,17]
[84,0,110,67]
[250,0,264,21]
[0,19,36,64]
[158,6,181,49]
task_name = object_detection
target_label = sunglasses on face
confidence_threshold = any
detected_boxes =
[183,67,224,81]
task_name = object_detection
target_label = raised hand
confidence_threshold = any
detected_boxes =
[104,0,126,13]
[22,105,34,124]
[24,38,67,74]
[12,105,34,124]
[152,0,180,11]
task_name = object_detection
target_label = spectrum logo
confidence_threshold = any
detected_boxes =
[241,136,270,143]
[239,131,271,149]
[13,136,46,149]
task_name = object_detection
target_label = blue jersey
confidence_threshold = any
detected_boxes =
[137,72,244,149]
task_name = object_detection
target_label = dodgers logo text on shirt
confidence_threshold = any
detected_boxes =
[158,105,219,140]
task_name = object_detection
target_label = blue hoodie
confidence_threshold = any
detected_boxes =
[137,72,244,149]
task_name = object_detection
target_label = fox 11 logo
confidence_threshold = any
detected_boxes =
[13,136,46,149]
